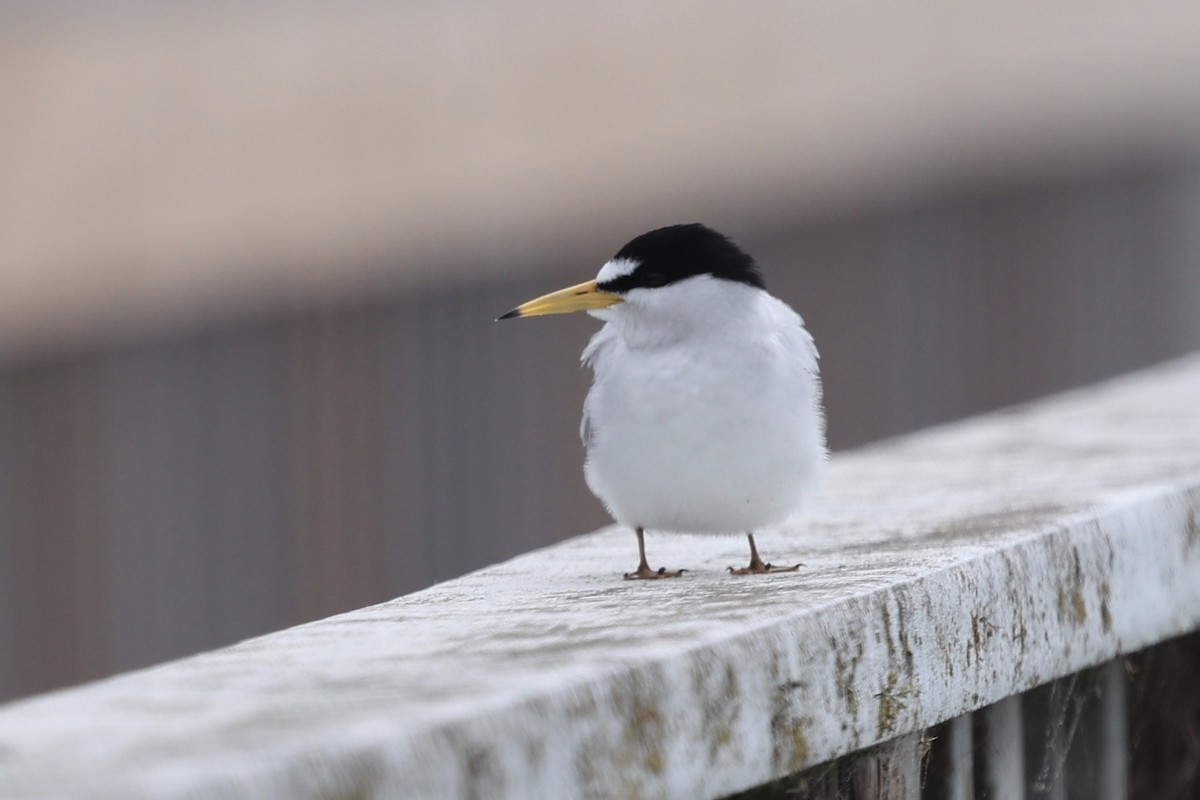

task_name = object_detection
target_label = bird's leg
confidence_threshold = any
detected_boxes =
[623,527,686,580]
[728,533,802,575]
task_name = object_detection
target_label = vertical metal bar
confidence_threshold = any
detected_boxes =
[1064,662,1127,800]
[1095,660,1128,800]
[945,714,975,800]
[1025,679,1070,800]
[924,715,975,800]
[977,695,1024,800]
[0,377,14,701]
[1128,633,1200,799]
[850,732,921,800]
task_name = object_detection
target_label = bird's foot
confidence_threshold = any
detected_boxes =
[623,565,687,580]
[727,558,803,576]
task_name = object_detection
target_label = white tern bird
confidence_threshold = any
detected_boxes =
[499,224,826,579]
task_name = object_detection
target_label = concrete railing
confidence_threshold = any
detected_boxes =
[1,355,1198,798]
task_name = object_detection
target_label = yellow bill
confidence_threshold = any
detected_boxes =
[497,280,623,320]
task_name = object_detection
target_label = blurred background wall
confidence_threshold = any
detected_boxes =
[2,2,1200,702]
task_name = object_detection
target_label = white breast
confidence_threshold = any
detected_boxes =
[581,282,826,534]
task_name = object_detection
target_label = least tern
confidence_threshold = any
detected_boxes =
[499,224,826,579]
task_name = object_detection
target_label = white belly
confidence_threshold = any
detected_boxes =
[582,323,825,534]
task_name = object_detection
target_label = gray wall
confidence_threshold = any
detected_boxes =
[2,159,1199,701]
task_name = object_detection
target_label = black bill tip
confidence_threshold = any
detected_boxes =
[496,308,521,321]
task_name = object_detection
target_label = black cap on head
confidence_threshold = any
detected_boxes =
[596,224,766,293]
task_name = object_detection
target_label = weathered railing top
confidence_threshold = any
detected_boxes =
[2,355,1199,799]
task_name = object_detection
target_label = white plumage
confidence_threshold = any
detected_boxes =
[582,275,825,535]
[500,224,826,578]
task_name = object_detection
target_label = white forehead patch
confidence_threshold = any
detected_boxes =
[595,257,640,284]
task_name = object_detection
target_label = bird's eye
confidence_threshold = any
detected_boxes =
[639,270,669,288]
